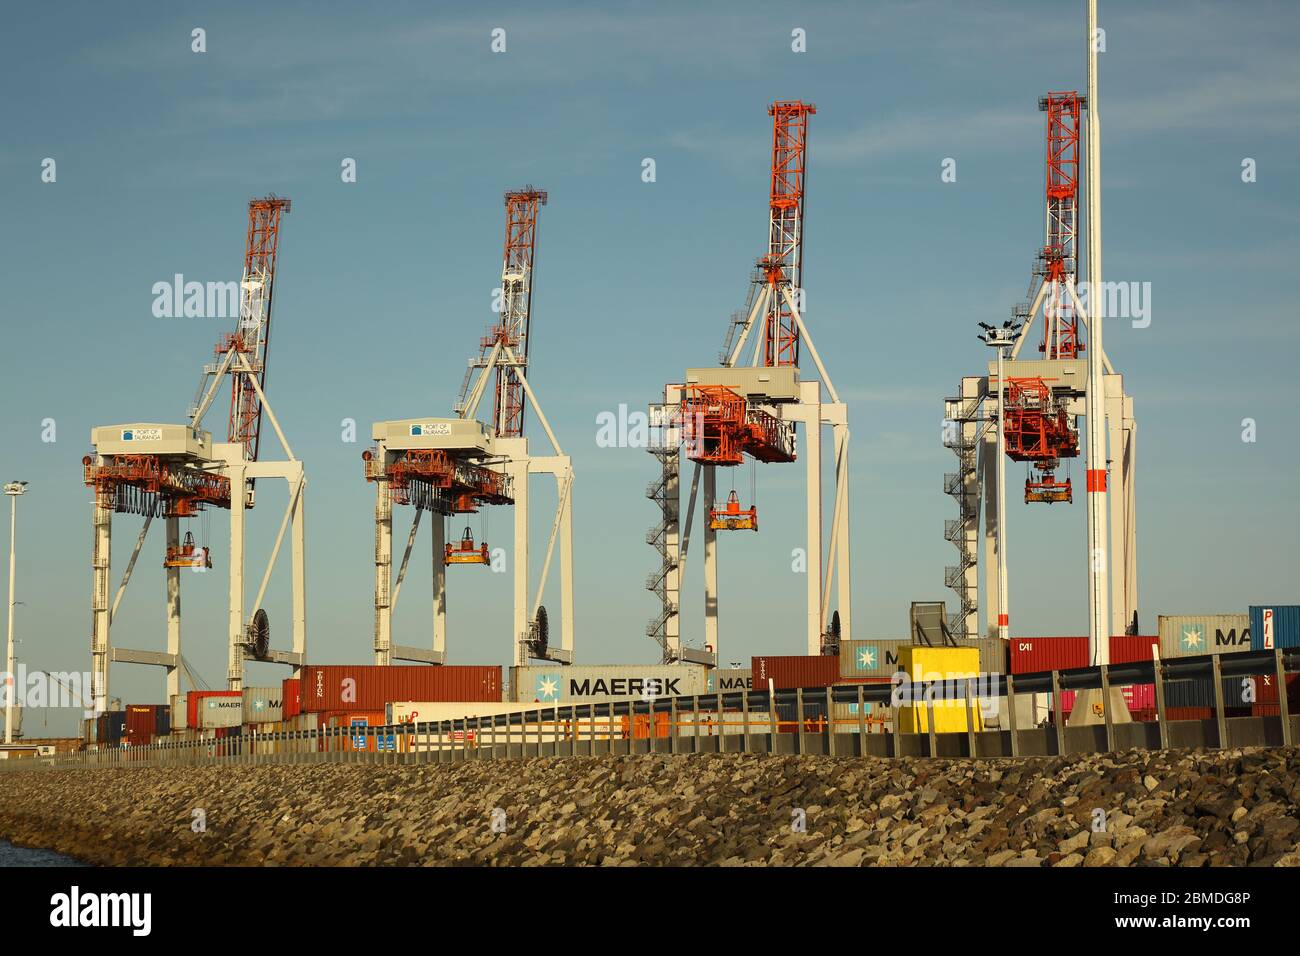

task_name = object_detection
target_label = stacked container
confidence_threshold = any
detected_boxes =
[300,664,501,712]
[1156,614,1251,658]
[189,690,243,729]
[510,664,706,703]
[242,685,284,724]
[704,668,752,693]
[1250,605,1300,651]
[282,678,302,718]
[124,704,171,745]
[837,640,909,680]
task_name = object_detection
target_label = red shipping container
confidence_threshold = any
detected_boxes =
[299,665,501,712]
[1121,683,1156,711]
[1252,672,1299,705]
[187,690,241,728]
[1109,636,1160,665]
[125,704,156,746]
[751,655,841,689]
[282,678,302,718]
[1009,637,1088,674]
[1167,706,1212,721]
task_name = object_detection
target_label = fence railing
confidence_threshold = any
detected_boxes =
[5,648,1295,770]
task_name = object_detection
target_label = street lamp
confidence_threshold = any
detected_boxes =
[978,322,1021,642]
[4,481,28,744]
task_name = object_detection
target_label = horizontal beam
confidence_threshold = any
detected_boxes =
[391,645,445,665]
[110,648,178,668]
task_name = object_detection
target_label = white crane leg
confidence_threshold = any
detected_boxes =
[373,478,392,665]
[165,516,181,702]
[91,498,112,715]
[228,463,246,690]
[291,475,306,678]
[703,466,718,659]
[432,512,446,661]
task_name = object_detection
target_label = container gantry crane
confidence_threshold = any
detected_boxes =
[365,187,574,668]
[942,0,1137,656]
[84,196,306,713]
[648,100,852,666]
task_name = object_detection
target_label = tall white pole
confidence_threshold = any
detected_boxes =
[5,493,17,743]
[1084,0,1110,665]
[995,347,1009,642]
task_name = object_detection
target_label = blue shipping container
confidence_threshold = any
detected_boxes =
[1249,605,1300,651]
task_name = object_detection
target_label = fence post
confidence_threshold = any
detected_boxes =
[1275,647,1292,747]
[825,687,835,756]
[856,685,866,755]
[1051,670,1065,755]
[926,696,938,758]
[1006,674,1020,757]
[1212,653,1228,749]
[964,678,977,758]
[670,697,679,755]
[795,688,805,755]
[767,691,777,753]
[1099,664,1116,753]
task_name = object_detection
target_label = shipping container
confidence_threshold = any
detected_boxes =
[895,646,985,733]
[838,639,909,679]
[1156,614,1251,658]
[509,664,706,703]
[1166,706,1212,721]
[187,690,241,728]
[282,678,302,718]
[1110,636,1160,665]
[387,700,538,725]
[242,685,284,724]
[1253,671,1299,706]
[752,655,842,689]
[322,711,397,752]
[704,668,752,693]
[1009,637,1088,674]
[195,693,244,729]
[300,665,501,712]
[1250,605,1300,651]
[124,704,170,746]
[95,710,126,745]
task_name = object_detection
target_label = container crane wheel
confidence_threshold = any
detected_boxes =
[529,605,549,659]
[247,608,270,658]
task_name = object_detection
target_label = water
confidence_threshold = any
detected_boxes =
[0,840,85,866]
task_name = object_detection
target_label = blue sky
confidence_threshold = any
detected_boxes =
[1,1,1298,734]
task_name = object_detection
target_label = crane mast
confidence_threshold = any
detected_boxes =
[225,197,291,461]
[760,101,815,368]
[458,188,547,438]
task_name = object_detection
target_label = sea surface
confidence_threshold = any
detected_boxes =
[0,840,85,866]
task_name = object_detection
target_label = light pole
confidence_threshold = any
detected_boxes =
[979,322,1021,643]
[4,481,28,744]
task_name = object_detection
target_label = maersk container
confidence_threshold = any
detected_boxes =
[704,668,752,693]
[195,694,244,729]
[509,664,707,704]
[1157,614,1251,658]
[300,664,502,712]
[187,690,241,727]
[838,640,909,679]
[242,685,284,724]
[1250,605,1300,651]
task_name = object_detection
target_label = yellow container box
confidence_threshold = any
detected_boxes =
[896,645,985,733]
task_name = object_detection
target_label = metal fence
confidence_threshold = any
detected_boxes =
[4,648,1295,771]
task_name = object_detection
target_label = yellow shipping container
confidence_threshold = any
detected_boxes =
[895,645,985,733]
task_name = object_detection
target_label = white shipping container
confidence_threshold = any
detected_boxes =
[509,664,708,704]
[196,695,243,729]
[242,685,284,724]
[1156,615,1251,659]
[387,700,541,725]
[170,694,187,731]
